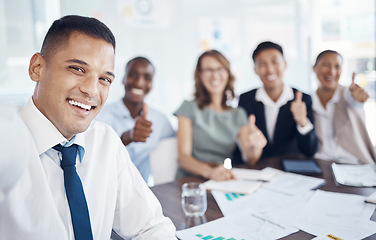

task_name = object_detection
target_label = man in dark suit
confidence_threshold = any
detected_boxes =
[235,41,318,165]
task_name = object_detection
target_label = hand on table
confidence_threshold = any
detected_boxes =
[207,165,235,181]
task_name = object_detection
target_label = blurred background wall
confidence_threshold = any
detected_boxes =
[0,0,375,142]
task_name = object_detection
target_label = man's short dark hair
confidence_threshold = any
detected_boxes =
[252,41,284,63]
[313,50,343,67]
[125,56,155,72]
[41,15,116,59]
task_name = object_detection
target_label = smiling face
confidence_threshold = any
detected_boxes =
[313,52,342,91]
[254,48,286,92]
[30,32,115,140]
[123,60,154,105]
[199,56,229,97]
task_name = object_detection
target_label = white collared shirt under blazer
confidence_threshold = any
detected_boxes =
[313,85,376,164]
[0,98,177,240]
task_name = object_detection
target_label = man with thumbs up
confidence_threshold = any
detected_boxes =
[97,57,175,183]
[235,41,318,165]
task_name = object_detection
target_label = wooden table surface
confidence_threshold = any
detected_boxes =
[150,155,376,239]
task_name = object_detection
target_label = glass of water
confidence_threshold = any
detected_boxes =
[181,182,207,217]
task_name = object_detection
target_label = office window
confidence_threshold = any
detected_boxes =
[0,0,60,105]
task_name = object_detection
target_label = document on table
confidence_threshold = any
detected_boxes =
[294,190,376,239]
[262,171,325,195]
[176,209,298,240]
[232,167,277,181]
[211,188,314,224]
[366,191,376,204]
[332,163,376,187]
[203,179,263,194]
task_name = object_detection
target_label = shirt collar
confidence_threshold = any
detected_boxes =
[19,98,85,162]
[118,98,132,118]
[119,98,146,118]
[255,84,294,107]
[312,86,341,114]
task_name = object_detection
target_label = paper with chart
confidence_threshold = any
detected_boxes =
[176,209,298,240]
[211,188,314,225]
[332,163,376,187]
[294,190,376,239]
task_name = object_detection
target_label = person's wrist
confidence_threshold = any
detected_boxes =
[202,167,214,179]
[297,118,308,127]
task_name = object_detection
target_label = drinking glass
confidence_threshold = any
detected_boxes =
[181,182,207,217]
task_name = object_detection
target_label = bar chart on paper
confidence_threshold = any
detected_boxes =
[224,193,245,201]
[196,233,245,240]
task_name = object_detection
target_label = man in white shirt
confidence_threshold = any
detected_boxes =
[234,41,318,165]
[0,15,176,239]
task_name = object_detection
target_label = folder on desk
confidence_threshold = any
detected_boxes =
[332,163,376,187]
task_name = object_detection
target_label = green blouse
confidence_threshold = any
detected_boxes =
[174,100,248,178]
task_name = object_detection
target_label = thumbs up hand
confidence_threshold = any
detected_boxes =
[238,114,267,165]
[132,103,153,142]
[290,91,308,127]
[142,102,149,119]
[349,72,369,103]
[248,114,257,131]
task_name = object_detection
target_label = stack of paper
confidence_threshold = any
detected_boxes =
[203,179,262,194]
[332,163,376,187]
[294,190,376,239]
[232,167,277,181]
[262,171,325,196]
[211,188,314,220]
[176,209,299,240]
[203,167,279,194]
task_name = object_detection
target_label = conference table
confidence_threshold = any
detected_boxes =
[150,155,376,239]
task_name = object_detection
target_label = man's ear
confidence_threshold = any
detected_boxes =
[254,67,258,75]
[28,53,45,82]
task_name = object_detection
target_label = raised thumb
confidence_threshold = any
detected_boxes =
[295,91,303,102]
[351,72,356,85]
[142,103,149,119]
[248,114,256,131]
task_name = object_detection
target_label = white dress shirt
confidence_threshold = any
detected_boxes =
[96,99,175,184]
[255,85,313,142]
[312,87,364,164]
[0,106,31,196]
[0,98,176,240]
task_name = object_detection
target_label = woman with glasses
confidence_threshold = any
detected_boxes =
[174,50,267,180]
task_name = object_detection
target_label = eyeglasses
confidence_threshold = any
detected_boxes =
[200,67,228,76]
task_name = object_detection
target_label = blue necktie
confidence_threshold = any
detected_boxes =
[53,144,93,240]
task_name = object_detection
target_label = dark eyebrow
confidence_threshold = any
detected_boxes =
[106,71,115,78]
[66,59,88,65]
[67,59,115,78]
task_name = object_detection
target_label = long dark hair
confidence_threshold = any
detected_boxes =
[194,50,235,109]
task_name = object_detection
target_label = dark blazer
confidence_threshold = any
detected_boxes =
[233,87,318,165]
